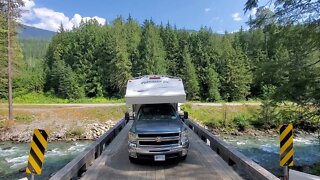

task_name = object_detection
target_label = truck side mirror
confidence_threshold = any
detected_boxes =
[125,112,130,121]
[184,111,188,119]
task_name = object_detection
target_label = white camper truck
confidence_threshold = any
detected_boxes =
[125,75,189,162]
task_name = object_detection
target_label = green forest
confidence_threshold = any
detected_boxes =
[3,17,320,102]
[0,13,319,106]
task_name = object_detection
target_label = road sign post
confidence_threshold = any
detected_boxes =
[279,124,294,180]
[26,129,49,177]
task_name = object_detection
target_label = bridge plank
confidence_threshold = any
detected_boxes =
[82,121,243,180]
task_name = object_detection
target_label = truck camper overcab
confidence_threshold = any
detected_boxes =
[125,75,189,162]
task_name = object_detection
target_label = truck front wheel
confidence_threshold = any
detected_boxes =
[129,156,137,163]
[181,155,187,161]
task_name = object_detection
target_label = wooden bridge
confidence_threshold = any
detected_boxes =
[49,119,279,180]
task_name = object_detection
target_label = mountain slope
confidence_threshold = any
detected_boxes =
[18,25,55,40]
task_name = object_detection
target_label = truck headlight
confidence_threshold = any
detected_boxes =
[128,131,138,143]
[181,129,188,144]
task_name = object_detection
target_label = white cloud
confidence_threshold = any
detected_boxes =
[249,7,257,17]
[20,0,106,32]
[21,0,35,10]
[232,12,242,21]
[204,8,211,12]
[20,0,36,21]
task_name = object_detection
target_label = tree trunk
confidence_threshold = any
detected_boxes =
[7,0,13,120]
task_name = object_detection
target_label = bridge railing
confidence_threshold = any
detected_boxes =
[49,118,128,180]
[184,119,279,180]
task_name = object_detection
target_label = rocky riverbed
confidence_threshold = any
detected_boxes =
[0,119,116,142]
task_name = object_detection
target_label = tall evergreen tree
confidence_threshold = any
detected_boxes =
[218,37,252,101]
[108,17,132,96]
[0,0,24,120]
[137,20,167,75]
[160,23,179,76]
[179,45,199,100]
[190,28,221,101]
[125,15,141,77]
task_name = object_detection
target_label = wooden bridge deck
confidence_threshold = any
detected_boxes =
[81,121,243,180]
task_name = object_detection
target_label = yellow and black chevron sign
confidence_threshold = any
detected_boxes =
[279,124,294,167]
[26,129,49,175]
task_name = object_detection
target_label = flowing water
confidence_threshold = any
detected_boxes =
[0,141,91,180]
[223,135,320,176]
[1,136,319,179]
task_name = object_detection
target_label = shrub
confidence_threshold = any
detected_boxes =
[0,120,15,129]
[233,115,250,131]
[67,127,85,137]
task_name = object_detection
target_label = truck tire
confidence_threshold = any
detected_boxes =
[181,155,187,161]
[129,156,137,163]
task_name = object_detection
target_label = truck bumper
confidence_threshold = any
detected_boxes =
[128,142,189,160]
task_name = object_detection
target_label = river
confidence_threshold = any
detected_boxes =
[0,141,92,180]
[0,135,319,179]
[223,135,320,176]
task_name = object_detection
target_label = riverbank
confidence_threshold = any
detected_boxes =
[0,105,126,142]
[1,103,318,142]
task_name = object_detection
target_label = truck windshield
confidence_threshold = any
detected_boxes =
[137,105,177,120]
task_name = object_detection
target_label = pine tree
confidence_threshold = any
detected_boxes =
[125,15,141,77]
[1,0,24,120]
[0,14,7,99]
[179,46,199,100]
[189,28,221,101]
[218,36,252,101]
[160,23,179,76]
[137,20,167,75]
[108,17,132,96]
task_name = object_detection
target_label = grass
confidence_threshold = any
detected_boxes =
[187,99,261,104]
[0,120,15,129]
[0,105,127,125]
[79,106,127,122]
[15,114,33,123]
[181,103,260,131]
[0,92,125,104]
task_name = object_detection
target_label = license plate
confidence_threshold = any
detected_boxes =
[154,155,165,161]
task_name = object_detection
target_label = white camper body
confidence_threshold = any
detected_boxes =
[125,75,186,115]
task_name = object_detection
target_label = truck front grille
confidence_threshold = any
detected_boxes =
[139,140,179,146]
[138,133,179,138]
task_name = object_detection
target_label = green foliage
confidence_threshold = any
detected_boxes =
[137,20,167,75]
[13,92,68,103]
[244,0,319,25]
[0,14,317,119]
[309,162,320,176]
[218,36,252,101]
[233,114,251,131]
[11,92,124,104]
[181,103,259,129]
[15,114,33,123]
[67,127,85,137]
[160,23,179,76]
[179,45,200,100]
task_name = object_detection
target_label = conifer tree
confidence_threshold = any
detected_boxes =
[138,20,167,75]
[179,46,199,100]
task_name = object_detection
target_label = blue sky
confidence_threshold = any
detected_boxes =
[21,0,259,32]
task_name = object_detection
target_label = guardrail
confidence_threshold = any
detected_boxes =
[184,119,279,180]
[49,118,128,180]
